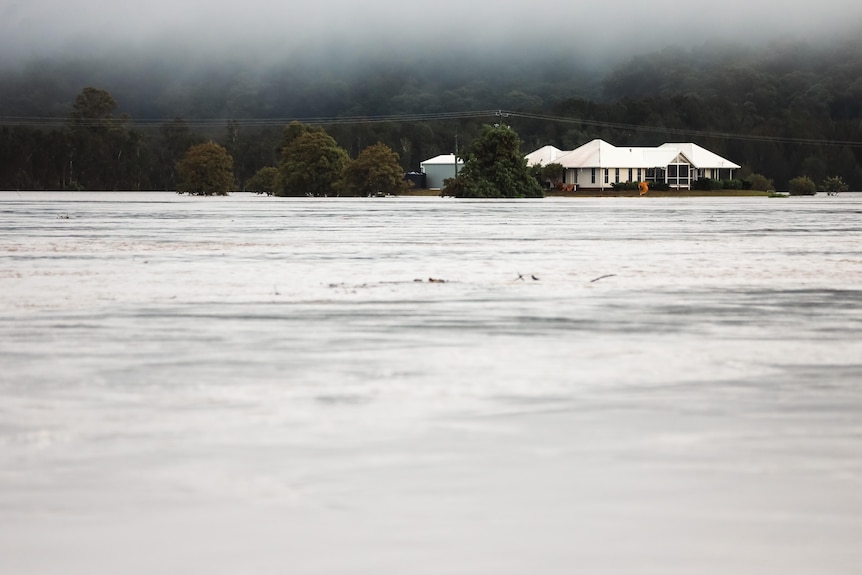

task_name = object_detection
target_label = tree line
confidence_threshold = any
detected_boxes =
[177,121,413,197]
[178,121,541,198]
[1,37,860,191]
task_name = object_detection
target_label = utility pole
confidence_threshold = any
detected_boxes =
[494,109,510,128]
[454,133,459,178]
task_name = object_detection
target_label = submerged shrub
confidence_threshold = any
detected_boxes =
[693,178,718,190]
[789,175,817,195]
[747,173,774,191]
[610,181,639,191]
[821,175,849,193]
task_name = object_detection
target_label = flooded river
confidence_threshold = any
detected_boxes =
[1,191,861,574]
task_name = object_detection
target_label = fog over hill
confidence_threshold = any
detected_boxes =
[3,0,862,67]
[2,0,862,122]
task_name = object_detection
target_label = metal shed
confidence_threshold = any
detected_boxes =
[420,154,463,189]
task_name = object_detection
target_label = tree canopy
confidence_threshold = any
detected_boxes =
[70,87,119,124]
[176,142,235,196]
[277,128,349,197]
[821,175,848,193]
[246,166,279,195]
[342,142,410,197]
[444,125,543,198]
[788,175,816,196]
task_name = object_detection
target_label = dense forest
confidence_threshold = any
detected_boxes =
[1,37,861,191]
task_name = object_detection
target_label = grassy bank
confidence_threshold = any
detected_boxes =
[399,189,772,197]
[544,189,773,197]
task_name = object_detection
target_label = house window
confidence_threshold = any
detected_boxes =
[591,168,596,184]
[604,169,609,184]
[615,168,620,183]
[666,164,691,188]
[628,169,633,182]
[637,168,642,181]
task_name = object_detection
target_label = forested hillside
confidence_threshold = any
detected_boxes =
[1,37,860,191]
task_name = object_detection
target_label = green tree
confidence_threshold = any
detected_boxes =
[342,142,410,196]
[68,87,130,190]
[176,142,235,196]
[540,162,565,185]
[226,122,281,190]
[246,166,279,195]
[747,173,774,191]
[443,125,543,198]
[280,121,312,151]
[278,128,348,197]
[788,175,816,196]
[70,87,120,124]
[821,175,849,193]
[156,119,203,191]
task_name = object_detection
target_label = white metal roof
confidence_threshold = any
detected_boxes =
[528,139,740,170]
[420,154,463,166]
[554,140,678,169]
[660,143,741,169]
[525,145,566,167]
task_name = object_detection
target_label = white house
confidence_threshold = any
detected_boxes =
[420,154,464,190]
[524,145,566,167]
[527,139,741,190]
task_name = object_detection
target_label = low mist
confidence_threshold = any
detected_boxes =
[3,0,861,67]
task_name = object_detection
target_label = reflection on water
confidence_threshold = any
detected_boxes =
[1,192,861,574]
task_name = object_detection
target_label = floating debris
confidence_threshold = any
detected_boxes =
[330,278,449,289]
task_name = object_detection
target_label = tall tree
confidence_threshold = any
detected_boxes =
[444,125,543,198]
[342,142,410,196]
[70,87,119,123]
[155,119,203,190]
[277,127,348,197]
[176,142,235,196]
[67,87,135,189]
[246,166,279,195]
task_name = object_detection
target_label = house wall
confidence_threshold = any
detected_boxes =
[696,168,736,181]
[421,163,460,189]
[567,165,700,189]
[564,168,610,189]
[565,167,649,189]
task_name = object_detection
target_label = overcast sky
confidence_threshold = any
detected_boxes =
[2,0,861,64]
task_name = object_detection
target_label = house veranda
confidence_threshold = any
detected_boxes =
[525,140,741,191]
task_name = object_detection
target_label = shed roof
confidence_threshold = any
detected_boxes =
[420,154,463,166]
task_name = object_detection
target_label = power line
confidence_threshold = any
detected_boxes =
[1,109,860,148]
[509,111,862,148]
[0,110,500,129]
